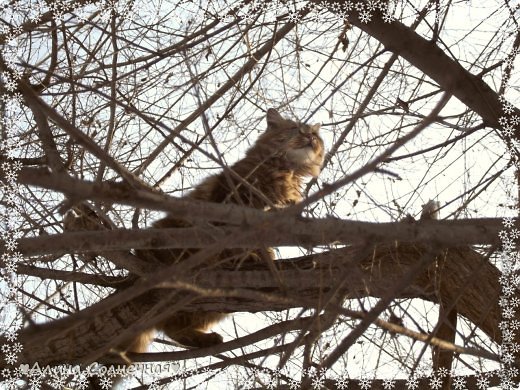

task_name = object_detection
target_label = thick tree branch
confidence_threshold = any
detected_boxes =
[9,242,504,368]
[15,168,504,257]
[337,1,517,131]
[13,218,504,255]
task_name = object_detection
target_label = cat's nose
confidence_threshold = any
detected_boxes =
[305,133,318,147]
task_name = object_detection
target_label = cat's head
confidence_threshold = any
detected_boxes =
[260,108,325,177]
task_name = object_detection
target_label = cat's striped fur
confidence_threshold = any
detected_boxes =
[130,108,325,351]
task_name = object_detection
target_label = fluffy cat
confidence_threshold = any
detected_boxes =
[130,108,325,351]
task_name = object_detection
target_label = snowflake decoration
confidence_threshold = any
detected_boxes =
[148,376,160,389]
[499,116,509,126]
[0,368,14,379]
[4,190,18,206]
[509,342,520,353]
[378,0,390,11]
[476,374,489,389]
[289,378,300,390]
[4,260,17,274]
[499,229,510,241]
[502,284,515,297]
[12,366,22,377]
[2,160,21,174]
[382,11,395,23]
[336,9,349,22]
[6,283,19,301]
[342,0,354,11]
[505,366,519,379]
[509,319,520,330]
[4,79,17,93]
[502,328,514,342]
[266,377,277,390]
[503,124,514,137]
[452,376,466,389]
[382,378,395,389]
[4,237,18,251]
[2,367,12,378]
[271,367,282,379]
[28,376,42,390]
[311,374,325,389]
[354,2,365,12]
[358,10,371,23]
[99,376,113,389]
[220,14,234,23]
[502,351,515,364]
[359,377,372,389]
[5,377,17,390]
[2,53,15,69]
[329,2,342,12]
[3,330,17,343]
[510,228,520,239]
[335,375,348,389]
[4,350,17,364]
[406,376,419,390]
[429,375,443,390]
[49,372,66,389]
[75,375,90,390]
[0,23,8,36]
[303,366,316,378]
[503,102,515,115]
[503,306,516,319]
[500,375,513,389]
[437,367,449,378]
[243,11,256,24]
[2,229,21,243]
[1,344,11,354]
[365,0,378,11]
[502,250,516,268]
[11,25,22,36]
[242,377,255,390]
[288,10,301,23]
[304,2,318,14]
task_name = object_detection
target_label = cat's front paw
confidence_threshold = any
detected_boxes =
[177,331,224,348]
[205,332,224,346]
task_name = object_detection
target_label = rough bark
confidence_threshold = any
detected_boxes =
[334,0,519,134]
[9,242,503,368]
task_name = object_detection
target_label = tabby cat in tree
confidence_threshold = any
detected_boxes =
[130,108,325,352]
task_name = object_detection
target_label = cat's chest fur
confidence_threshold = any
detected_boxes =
[190,157,304,209]
[127,108,324,352]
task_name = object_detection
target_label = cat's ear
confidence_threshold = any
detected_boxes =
[311,124,321,133]
[266,108,284,128]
